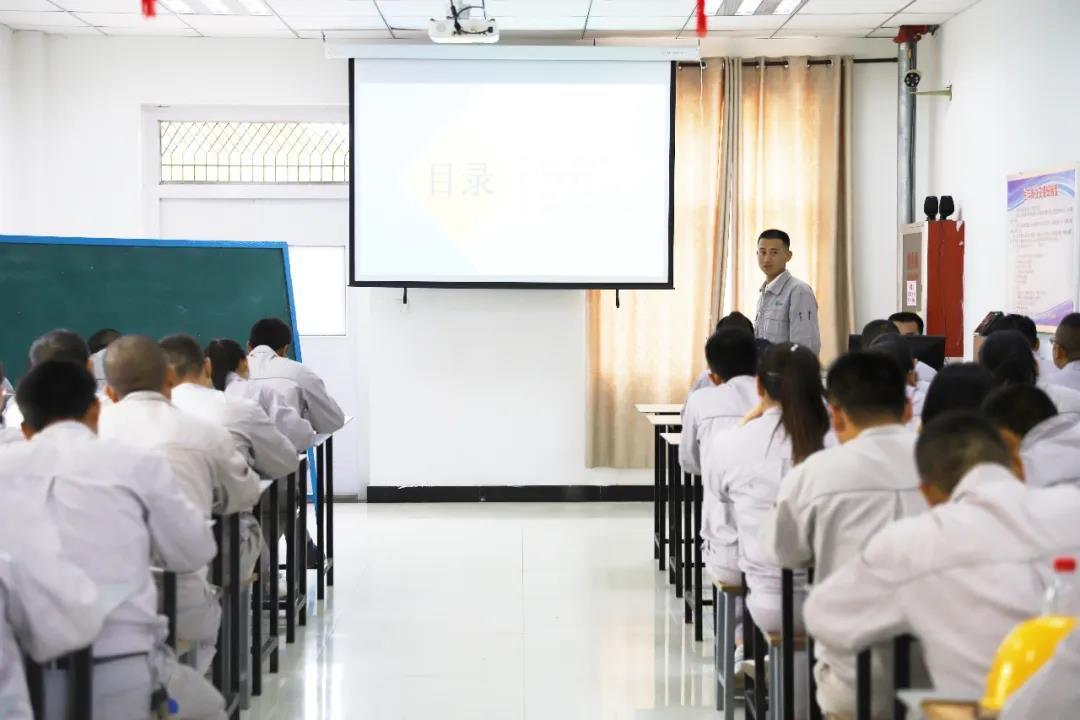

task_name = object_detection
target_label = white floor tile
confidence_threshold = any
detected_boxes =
[244,502,730,719]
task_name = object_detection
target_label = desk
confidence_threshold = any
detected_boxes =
[635,403,683,415]
[23,647,93,720]
[211,512,242,720]
[645,414,682,574]
[660,431,684,596]
[283,458,308,644]
[311,415,353,602]
[250,478,279,697]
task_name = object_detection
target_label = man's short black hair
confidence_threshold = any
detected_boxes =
[989,314,1038,349]
[28,330,90,368]
[716,311,754,335]
[982,385,1058,438]
[826,352,907,424]
[917,411,1011,495]
[160,334,206,379]
[889,312,924,334]
[87,328,122,355]
[868,334,915,375]
[980,330,1038,386]
[757,229,791,248]
[1054,313,1080,361]
[249,318,292,352]
[861,319,900,349]
[705,328,758,382]
[921,363,995,426]
[15,361,98,431]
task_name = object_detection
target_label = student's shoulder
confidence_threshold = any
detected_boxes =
[223,393,269,422]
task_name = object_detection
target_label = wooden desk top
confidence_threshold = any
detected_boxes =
[765,631,808,651]
[660,432,681,446]
[646,414,683,427]
[635,403,683,415]
[921,701,988,720]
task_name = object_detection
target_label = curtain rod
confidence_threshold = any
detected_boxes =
[677,57,897,68]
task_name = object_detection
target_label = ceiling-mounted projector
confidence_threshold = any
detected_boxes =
[428,2,499,44]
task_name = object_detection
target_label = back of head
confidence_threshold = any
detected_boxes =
[861,319,900,349]
[1054,313,1080,362]
[916,411,1011,495]
[980,330,1037,386]
[704,328,758,382]
[716,311,754,335]
[206,338,246,391]
[104,335,168,399]
[982,385,1058,439]
[28,329,90,368]
[758,343,828,464]
[249,318,292,352]
[826,352,907,424]
[888,311,924,335]
[758,228,791,248]
[989,314,1038,349]
[87,328,122,355]
[868,334,915,375]
[16,361,98,431]
[159,334,206,380]
[921,363,995,426]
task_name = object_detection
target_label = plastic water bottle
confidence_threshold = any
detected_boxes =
[1042,556,1077,616]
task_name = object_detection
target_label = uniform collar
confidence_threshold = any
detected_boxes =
[33,420,95,442]
[249,345,278,359]
[119,390,171,405]
[761,270,791,295]
[225,372,244,388]
[1064,361,1080,374]
[851,424,910,441]
[950,463,1018,503]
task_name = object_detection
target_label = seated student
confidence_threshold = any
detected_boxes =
[684,328,760,584]
[0,363,19,445]
[99,335,259,671]
[889,311,937,384]
[983,385,1080,489]
[4,361,223,719]
[868,334,928,429]
[980,329,1080,420]
[206,338,315,452]
[688,312,756,394]
[0,500,108,720]
[988,313,1058,380]
[88,328,122,392]
[804,412,1080,704]
[1048,312,1080,391]
[1000,626,1080,719]
[760,352,926,719]
[247,318,345,434]
[860,318,899,348]
[919,363,996,427]
[711,343,831,633]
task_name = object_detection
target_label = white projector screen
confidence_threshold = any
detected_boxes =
[348,58,674,287]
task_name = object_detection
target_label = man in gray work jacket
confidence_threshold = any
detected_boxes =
[753,228,821,355]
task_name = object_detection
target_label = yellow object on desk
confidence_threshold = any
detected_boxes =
[981,614,1077,711]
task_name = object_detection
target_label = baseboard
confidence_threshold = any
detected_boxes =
[366,484,653,503]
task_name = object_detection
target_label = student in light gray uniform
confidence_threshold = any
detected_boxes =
[1048,313,1080,392]
[87,328,122,392]
[980,330,1080,422]
[983,384,1080,489]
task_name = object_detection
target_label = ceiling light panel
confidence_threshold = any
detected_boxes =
[798,0,907,12]
[236,0,271,15]
[773,0,802,13]
[735,0,764,14]
[200,0,229,13]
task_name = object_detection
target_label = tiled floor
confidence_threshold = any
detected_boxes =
[246,502,723,719]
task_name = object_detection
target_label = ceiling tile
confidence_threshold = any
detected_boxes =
[773,27,873,37]
[277,13,385,29]
[496,15,586,29]
[905,0,980,11]
[183,11,287,31]
[704,14,784,29]
[0,0,55,10]
[371,0,443,17]
[586,0,690,15]
[486,0,590,15]
[868,25,897,37]
[0,9,86,25]
[891,11,953,24]
[16,23,101,31]
[587,15,689,30]
[799,0,906,12]
[79,10,186,26]
[267,0,381,15]
[783,11,890,28]
[296,27,392,38]
[54,0,145,11]
[100,23,199,33]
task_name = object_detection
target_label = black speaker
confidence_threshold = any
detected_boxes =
[923,196,939,221]
[939,195,955,220]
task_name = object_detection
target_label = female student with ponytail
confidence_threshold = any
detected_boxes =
[206,338,316,452]
[707,343,833,633]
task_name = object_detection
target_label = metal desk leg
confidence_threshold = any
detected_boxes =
[326,435,335,588]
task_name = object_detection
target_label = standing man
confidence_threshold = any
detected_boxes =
[754,229,821,355]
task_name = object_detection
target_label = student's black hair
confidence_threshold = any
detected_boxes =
[920,363,995,426]
[757,228,791,248]
[704,328,758,382]
[1055,313,1080,362]
[87,328,122,355]
[868,334,915,375]
[860,319,900,349]
[888,312,924,335]
[716,311,754,335]
[249,318,292,352]
[988,314,1038,349]
[916,411,1011,494]
[28,329,90,368]
[979,330,1038,386]
[206,339,247,392]
[758,343,829,464]
[982,385,1058,438]
[159,334,206,380]
[825,352,907,424]
[15,361,97,431]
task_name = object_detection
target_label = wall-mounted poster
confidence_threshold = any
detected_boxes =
[1006,166,1079,330]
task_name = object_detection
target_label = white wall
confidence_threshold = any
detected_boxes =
[2,32,900,488]
[927,0,1080,355]
[0,27,13,231]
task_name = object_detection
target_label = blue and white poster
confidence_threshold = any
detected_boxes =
[1007,166,1079,329]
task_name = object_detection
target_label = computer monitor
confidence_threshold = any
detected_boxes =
[847,334,947,371]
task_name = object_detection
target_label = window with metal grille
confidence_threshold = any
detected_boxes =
[159,121,349,184]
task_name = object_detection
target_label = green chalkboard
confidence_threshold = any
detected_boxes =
[0,235,299,382]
